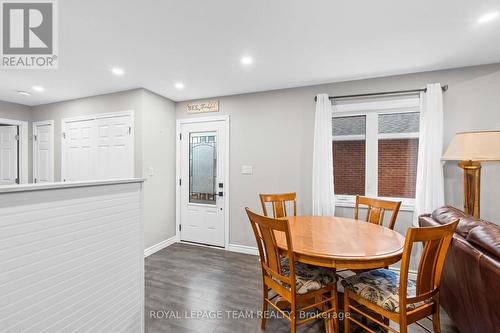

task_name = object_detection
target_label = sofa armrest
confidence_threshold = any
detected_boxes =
[419,214,441,227]
[466,225,500,259]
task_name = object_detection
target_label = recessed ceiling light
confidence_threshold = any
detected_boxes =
[174,82,185,90]
[33,85,44,92]
[241,56,253,65]
[110,67,125,76]
[478,11,499,24]
[17,90,31,96]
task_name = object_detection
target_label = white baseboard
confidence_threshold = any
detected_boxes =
[144,236,177,257]
[227,243,259,256]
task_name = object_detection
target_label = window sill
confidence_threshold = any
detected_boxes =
[335,196,415,212]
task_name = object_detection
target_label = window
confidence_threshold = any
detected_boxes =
[332,116,366,196]
[377,113,419,198]
[332,98,420,209]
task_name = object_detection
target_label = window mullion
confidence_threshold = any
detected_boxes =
[365,113,378,197]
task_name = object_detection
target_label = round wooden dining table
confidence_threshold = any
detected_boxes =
[274,216,405,333]
[275,215,406,270]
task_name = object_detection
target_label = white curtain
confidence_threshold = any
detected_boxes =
[413,83,445,225]
[312,94,335,216]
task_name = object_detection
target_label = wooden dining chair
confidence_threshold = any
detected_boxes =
[342,219,459,333]
[355,196,402,230]
[245,208,339,333]
[259,192,297,218]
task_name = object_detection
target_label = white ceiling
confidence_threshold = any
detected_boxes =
[1,0,500,106]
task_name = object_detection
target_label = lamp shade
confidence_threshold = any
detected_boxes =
[442,130,500,161]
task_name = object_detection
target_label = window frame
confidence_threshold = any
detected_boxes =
[332,97,421,211]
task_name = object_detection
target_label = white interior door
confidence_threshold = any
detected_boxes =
[0,126,18,185]
[33,121,54,183]
[64,119,95,182]
[95,115,134,180]
[180,120,227,247]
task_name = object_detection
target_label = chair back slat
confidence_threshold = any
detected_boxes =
[245,208,295,291]
[416,238,442,295]
[368,206,384,225]
[355,196,401,230]
[259,192,297,218]
[273,202,286,218]
[399,220,459,311]
[260,222,281,273]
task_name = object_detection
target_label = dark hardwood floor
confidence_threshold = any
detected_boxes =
[145,243,460,333]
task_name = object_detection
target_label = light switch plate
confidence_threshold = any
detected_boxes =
[241,165,253,175]
[148,167,154,176]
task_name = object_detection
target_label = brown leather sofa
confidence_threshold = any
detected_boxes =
[419,206,500,333]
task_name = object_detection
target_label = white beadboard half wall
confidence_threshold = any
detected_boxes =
[0,179,145,333]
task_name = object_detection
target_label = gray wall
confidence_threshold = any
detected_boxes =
[31,89,177,249]
[0,100,33,182]
[0,100,32,121]
[141,90,177,247]
[176,63,500,248]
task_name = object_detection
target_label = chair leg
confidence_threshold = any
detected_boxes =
[433,307,441,333]
[261,287,268,329]
[332,286,339,333]
[344,291,350,333]
[400,317,408,333]
[290,307,297,333]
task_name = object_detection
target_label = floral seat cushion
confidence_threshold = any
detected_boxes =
[341,268,421,313]
[279,257,337,295]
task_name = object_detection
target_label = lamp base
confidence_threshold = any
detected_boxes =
[458,161,481,218]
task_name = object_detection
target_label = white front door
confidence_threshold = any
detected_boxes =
[33,121,54,183]
[179,120,227,247]
[0,126,18,185]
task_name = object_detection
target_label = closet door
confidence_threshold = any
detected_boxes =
[0,126,18,185]
[94,115,134,180]
[33,121,54,183]
[62,113,134,182]
[63,119,95,182]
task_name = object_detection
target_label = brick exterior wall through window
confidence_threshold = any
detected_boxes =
[378,138,419,198]
[333,140,365,195]
[333,138,419,198]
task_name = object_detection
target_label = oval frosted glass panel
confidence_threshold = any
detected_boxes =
[332,116,366,136]
[379,112,419,134]
[189,132,217,205]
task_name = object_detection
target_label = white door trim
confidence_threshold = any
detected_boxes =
[175,115,230,249]
[61,110,135,182]
[0,117,28,184]
[32,120,55,183]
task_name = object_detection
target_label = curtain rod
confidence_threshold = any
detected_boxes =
[314,85,448,102]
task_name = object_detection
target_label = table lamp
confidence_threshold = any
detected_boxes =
[442,130,500,218]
